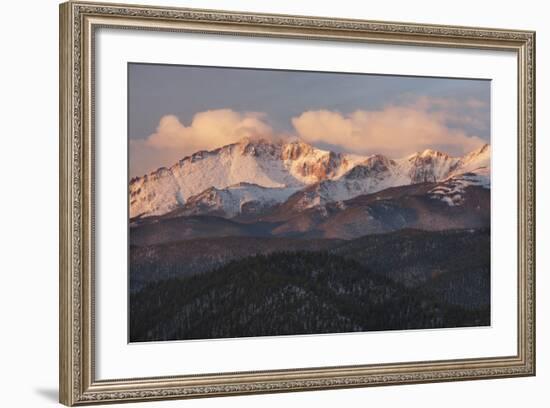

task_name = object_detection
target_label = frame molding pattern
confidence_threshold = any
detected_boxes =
[60,1,535,405]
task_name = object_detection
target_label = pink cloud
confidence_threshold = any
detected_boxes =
[131,99,488,177]
[130,109,274,177]
[291,103,487,158]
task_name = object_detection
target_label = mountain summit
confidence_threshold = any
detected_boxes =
[130,138,490,219]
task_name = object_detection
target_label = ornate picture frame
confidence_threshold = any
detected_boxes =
[59,1,535,405]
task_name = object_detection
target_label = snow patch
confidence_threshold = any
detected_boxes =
[429,170,490,206]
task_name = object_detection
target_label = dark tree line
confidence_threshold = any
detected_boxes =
[130,249,489,342]
[332,228,490,308]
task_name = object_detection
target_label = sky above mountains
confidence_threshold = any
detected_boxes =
[129,63,490,178]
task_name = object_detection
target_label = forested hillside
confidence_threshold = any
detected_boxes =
[130,251,489,342]
[333,228,490,308]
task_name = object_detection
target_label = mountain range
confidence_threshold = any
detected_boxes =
[129,137,491,340]
[130,137,490,220]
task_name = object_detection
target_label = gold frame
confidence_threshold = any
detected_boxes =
[59,1,536,405]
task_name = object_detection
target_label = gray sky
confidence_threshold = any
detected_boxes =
[128,63,490,177]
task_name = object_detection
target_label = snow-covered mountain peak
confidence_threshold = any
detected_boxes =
[449,143,490,177]
[419,148,450,159]
[235,136,284,156]
[129,138,350,218]
[281,141,363,184]
[281,140,321,160]
[473,143,490,155]
[129,138,491,219]
[341,154,394,181]
[406,149,459,183]
[365,154,396,169]
[463,143,490,162]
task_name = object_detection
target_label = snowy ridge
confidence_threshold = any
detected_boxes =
[403,149,460,183]
[181,183,300,217]
[130,137,491,218]
[428,144,491,206]
[130,137,365,218]
[291,155,400,210]
[448,143,490,176]
[288,145,490,210]
[281,141,364,183]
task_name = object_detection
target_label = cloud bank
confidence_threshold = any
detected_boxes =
[292,107,486,159]
[130,109,276,177]
[130,98,488,177]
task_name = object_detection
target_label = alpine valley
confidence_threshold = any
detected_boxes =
[129,137,491,342]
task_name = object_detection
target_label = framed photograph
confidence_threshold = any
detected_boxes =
[59,1,536,405]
